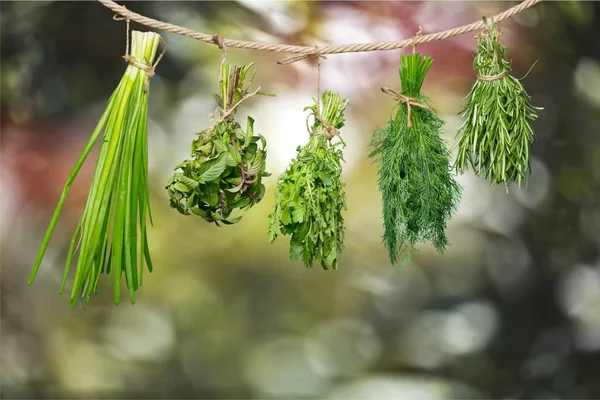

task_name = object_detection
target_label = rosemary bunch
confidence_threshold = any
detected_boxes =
[370,54,461,265]
[28,31,160,305]
[455,20,540,188]
[166,62,269,225]
[268,91,348,270]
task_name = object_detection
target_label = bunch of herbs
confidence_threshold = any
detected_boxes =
[268,91,348,270]
[370,53,462,265]
[454,20,541,188]
[166,62,269,225]
[28,31,160,305]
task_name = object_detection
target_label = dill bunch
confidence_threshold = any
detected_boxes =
[28,31,160,305]
[166,62,270,225]
[370,53,462,265]
[268,91,348,270]
[455,20,541,188]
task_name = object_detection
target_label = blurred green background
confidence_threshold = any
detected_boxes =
[1,1,600,398]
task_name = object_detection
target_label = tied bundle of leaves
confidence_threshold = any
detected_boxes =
[28,31,161,305]
[454,19,541,188]
[370,54,462,265]
[268,91,348,270]
[166,62,269,225]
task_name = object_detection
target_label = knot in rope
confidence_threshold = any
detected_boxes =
[114,13,166,91]
[381,87,433,129]
[306,113,339,140]
[279,46,327,65]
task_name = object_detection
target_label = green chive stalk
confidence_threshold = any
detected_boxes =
[370,54,462,265]
[454,20,541,188]
[28,31,160,306]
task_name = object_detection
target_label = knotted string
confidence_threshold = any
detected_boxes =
[303,49,338,140]
[381,87,433,129]
[211,33,228,82]
[114,14,166,91]
[478,71,509,81]
[306,112,339,140]
[474,18,509,83]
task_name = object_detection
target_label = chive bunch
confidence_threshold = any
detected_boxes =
[28,31,161,306]
[455,20,541,188]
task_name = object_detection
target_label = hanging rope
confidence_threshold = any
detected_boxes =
[98,0,542,64]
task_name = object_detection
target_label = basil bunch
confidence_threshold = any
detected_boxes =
[166,62,269,225]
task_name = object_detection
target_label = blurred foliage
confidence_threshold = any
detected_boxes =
[1,1,600,399]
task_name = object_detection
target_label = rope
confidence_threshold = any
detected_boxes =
[97,0,542,64]
[381,87,433,129]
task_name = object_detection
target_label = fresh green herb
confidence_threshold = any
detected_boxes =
[370,53,462,265]
[28,31,160,305]
[166,62,269,225]
[455,19,541,188]
[268,91,348,270]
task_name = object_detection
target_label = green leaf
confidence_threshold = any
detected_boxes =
[199,153,228,183]
[173,182,191,193]
[226,143,242,166]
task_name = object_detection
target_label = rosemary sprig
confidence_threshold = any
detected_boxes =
[166,62,269,225]
[268,91,348,270]
[454,20,541,188]
[28,31,159,306]
[370,54,462,265]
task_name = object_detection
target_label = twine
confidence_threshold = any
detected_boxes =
[300,47,338,140]
[478,71,509,81]
[306,112,339,140]
[206,86,262,134]
[211,33,228,82]
[203,36,261,137]
[412,26,423,54]
[381,87,433,129]
[98,0,542,64]
[114,14,166,91]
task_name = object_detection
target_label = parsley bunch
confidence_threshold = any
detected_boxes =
[370,54,462,265]
[268,91,348,270]
[455,20,541,188]
[166,62,270,225]
[28,31,160,305]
